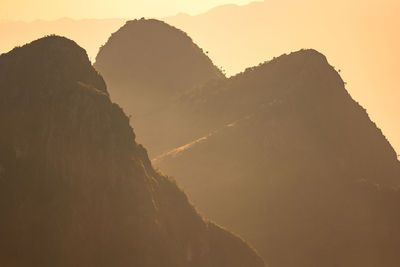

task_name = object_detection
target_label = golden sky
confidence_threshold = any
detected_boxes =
[0,0,254,21]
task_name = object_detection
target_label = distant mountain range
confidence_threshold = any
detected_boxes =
[0,35,264,267]
[3,1,398,153]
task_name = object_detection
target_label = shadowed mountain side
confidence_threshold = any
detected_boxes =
[159,50,400,185]
[94,19,224,156]
[154,50,400,267]
[155,108,400,267]
[0,36,265,267]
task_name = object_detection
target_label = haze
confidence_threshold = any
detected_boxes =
[2,1,400,266]
[0,0,255,21]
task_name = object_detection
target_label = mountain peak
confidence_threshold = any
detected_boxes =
[290,48,328,61]
[234,49,342,96]
[95,18,223,85]
[0,35,107,94]
[3,35,86,63]
[250,49,330,73]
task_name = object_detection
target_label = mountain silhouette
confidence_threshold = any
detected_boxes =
[0,35,265,267]
[154,50,400,267]
[2,1,399,153]
[94,19,224,156]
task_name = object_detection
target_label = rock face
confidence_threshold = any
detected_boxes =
[94,19,224,157]
[155,50,400,267]
[0,36,264,267]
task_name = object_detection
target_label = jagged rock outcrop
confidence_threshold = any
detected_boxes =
[155,50,400,267]
[0,36,264,267]
[94,19,224,156]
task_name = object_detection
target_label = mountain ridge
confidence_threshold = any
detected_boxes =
[160,49,399,174]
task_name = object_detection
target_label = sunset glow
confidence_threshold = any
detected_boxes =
[0,0,255,21]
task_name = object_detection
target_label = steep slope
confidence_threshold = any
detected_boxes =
[155,50,400,267]
[94,19,224,156]
[0,36,264,267]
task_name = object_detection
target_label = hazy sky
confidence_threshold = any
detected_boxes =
[0,0,255,21]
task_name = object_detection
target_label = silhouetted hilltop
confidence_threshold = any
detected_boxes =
[0,36,264,267]
[0,35,107,94]
[155,50,400,267]
[94,18,223,114]
[94,19,224,156]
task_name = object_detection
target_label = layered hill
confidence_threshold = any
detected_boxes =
[94,19,224,156]
[1,1,399,153]
[0,36,265,267]
[154,50,400,267]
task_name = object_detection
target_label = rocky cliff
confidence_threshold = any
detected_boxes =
[0,35,264,267]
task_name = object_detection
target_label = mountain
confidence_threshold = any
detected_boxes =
[0,35,265,267]
[94,19,224,156]
[2,1,399,153]
[154,50,400,267]
[164,0,400,155]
